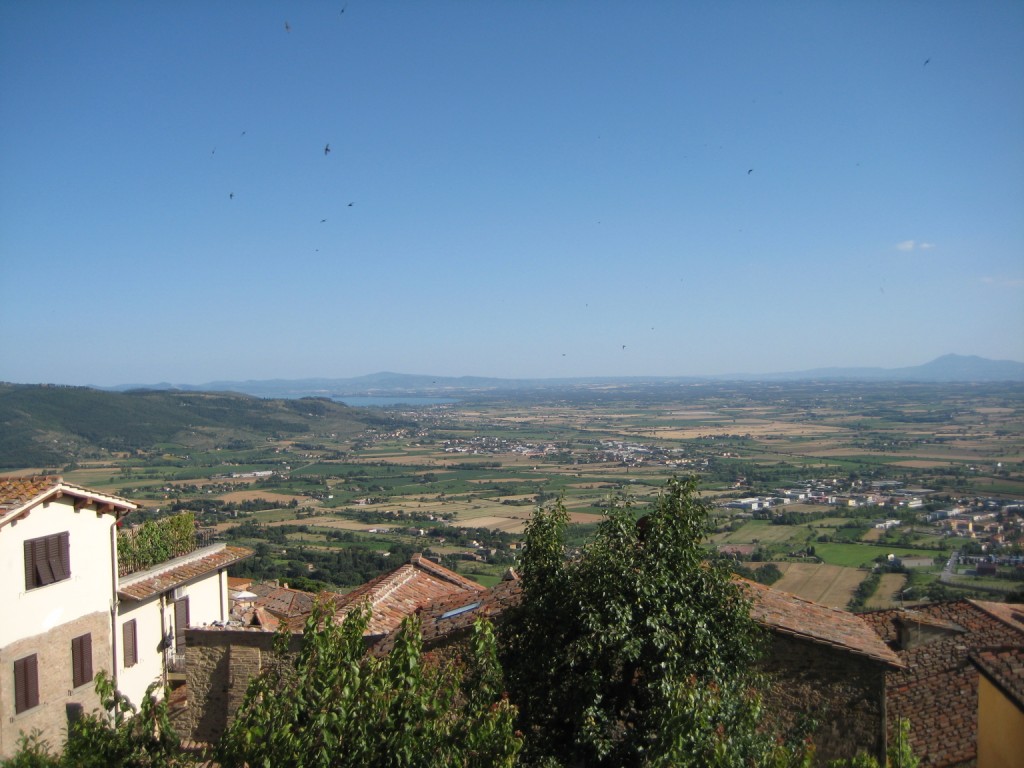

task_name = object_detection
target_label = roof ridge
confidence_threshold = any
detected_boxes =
[968,599,1024,635]
[410,553,486,592]
[367,564,418,606]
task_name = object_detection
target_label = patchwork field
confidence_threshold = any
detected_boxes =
[864,573,909,610]
[771,562,867,609]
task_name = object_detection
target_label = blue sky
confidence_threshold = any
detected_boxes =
[1,1,1022,386]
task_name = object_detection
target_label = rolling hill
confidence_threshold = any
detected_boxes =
[0,384,392,469]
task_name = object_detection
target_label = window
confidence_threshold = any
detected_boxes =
[24,532,70,590]
[174,597,190,654]
[123,620,138,668]
[14,655,39,714]
[71,633,93,688]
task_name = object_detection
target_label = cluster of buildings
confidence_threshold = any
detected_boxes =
[3,475,1023,767]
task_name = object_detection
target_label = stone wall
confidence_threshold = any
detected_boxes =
[760,633,888,766]
[183,627,302,744]
[0,611,111,759]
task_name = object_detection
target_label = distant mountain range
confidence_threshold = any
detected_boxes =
[104,354,1024,399]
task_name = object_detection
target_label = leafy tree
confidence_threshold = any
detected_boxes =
[61,672,185,768]
[501,477,804,767]
[828,719,919,768]
[217,598,521,768]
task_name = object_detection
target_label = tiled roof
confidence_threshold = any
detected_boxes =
[971,646,1024,711]
[970,599,1024,634]
[0,475,136,525]
[742,579,903,667]
[227,576,252,591]
[371,574,522,656]
[862,600,1024,767]
[249,583,317,619]
[118,544,253,601]
[370,570,901,668]
[333,553,485,637]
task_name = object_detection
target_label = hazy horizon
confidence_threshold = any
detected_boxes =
[2,2,1022,388]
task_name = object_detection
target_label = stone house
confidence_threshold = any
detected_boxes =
[352,571,902,766]
[862,599,1024,767]
[181,553,484,743]
[181,555,901,764]
[970,646,1024,768]
[0,476,252,759]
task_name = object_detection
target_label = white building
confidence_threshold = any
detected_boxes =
[0,476,251,758]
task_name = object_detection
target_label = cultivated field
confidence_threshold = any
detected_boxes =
[771,562,867,609]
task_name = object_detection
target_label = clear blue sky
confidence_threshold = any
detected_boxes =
[2,1,1022,386]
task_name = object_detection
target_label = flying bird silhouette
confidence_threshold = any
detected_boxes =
[324,144,331,156]
[747,169,753,175]
[284,21,291,32]
[347,202,353,207]
[923,58,930,66]
[229,193,234,199]
[320,219,327,223]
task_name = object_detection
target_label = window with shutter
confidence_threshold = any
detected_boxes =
[14,655,39,714]
[174,597,190,654]
[24,532,70,589]
[72,633,93,688]
[123,620,138,668]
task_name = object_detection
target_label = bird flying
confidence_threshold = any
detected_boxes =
[324,144,331,156]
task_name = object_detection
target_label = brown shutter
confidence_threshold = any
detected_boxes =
[123,620,138,668]
[14,655,39,713]
[72,633,93,688]
[174,597,190,654]
[59,531,71,579]
[24,533,71,589]
[48,534,67,581]
[34,538,54,585]
[24,540,35,589]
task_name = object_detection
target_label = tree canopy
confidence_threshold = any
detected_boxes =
[501,476,799,767]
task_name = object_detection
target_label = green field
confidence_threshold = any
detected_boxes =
[812,542,942,569]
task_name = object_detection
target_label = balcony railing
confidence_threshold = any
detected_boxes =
[165,649,187,675]
[117,513,216,577]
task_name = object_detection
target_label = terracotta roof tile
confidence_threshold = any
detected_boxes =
[118,544,253,601]
[249,583,317,619]
[372,576,523,656]
[971,646,1024,711]
[0,475,136,524]
[742,579,903,667]
[969,599,1024,634]
[333,553,485,637]
[862,600,1024,767]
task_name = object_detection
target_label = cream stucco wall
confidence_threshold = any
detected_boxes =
[0,498,118,648]
[115,564,229,707]
[185,568,228,628]
[976,674,1024,768]
[116,597,165,708]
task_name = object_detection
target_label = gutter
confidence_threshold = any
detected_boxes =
[110,520,120,689]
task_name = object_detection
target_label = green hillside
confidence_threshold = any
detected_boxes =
[0,384,392,468]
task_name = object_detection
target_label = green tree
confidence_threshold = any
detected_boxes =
[501,477,803,767]
[62,672,185,768]
[217,598,521,768]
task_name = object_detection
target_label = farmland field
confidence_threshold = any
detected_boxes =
[771,563,867,609]
[25,379,1020,600]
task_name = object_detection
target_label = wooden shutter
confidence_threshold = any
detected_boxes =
[72,633,93,688]
[24,540,36,589]
[53,532,70,580]
[14,654,39,713]
[174,597,190,654]
[123,620,138,668]
[24,533,71,589]
[33,538,54,586]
